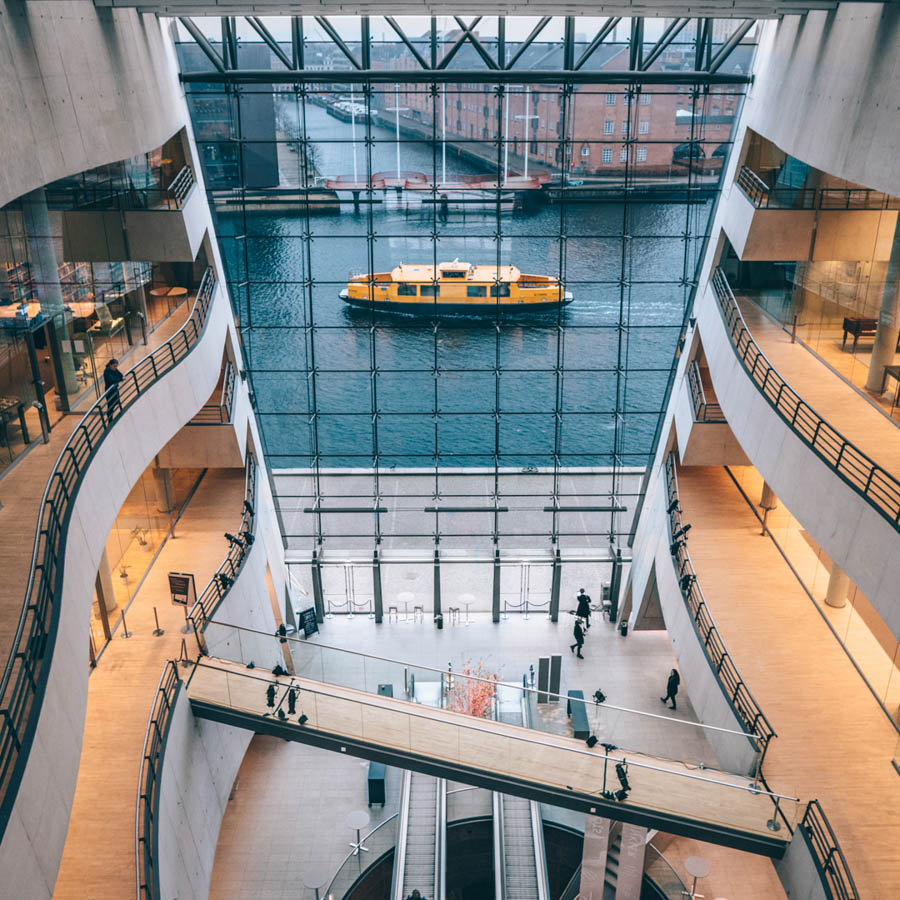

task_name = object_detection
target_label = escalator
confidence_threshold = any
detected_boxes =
[492,683,550,900]
[392,680,446,900]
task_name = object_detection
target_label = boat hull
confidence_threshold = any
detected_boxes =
[339,289,573,317]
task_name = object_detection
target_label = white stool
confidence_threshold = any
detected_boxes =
[346,809,370,856]
[459,592,475,625]
[398,591,414,622]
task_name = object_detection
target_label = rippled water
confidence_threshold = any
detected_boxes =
[216,104,713,467]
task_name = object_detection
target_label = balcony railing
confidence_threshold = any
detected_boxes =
[187,453,258,640]
[711,267,900,529]
[687,360,725,423]
[44,166,196,211]
[664,452,776,767]
[800,800,859,900]
[188,361,237,425]
[135,661,182,900]
[0,267,217,843]
[736,166,899,210]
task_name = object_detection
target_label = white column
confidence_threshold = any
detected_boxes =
[95,548,118,616]
[824,562,851,609]
[580,815,611,896]
[865,219,900,391]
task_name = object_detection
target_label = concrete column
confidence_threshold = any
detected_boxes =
[152,464,175,513]
[615,823,648,900]
[20,189,78,396]
[824,562,851,609]
[580,815,611,897]
[760,481,778,510]
[865,219,900,392]
[94,548,118,616]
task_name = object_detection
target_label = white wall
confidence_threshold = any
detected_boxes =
[0,1,183,208]
[0,283,230,898]
[748,4,900,196]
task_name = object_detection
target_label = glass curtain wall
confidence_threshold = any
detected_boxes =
[176,17,754,610]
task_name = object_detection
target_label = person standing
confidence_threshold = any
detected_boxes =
[102,358,123,420]
[576,588,592,628]
[570,618,585,659]
[660,669,680,710]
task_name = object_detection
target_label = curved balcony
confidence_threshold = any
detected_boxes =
[702,268,900,637]
[0,267,226,891]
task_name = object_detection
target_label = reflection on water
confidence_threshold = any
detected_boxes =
[218,104,713,467]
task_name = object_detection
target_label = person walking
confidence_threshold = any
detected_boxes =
[102,358,123,420]
[570,618,585,659]
[576,588,592,628]
[660,668,680,710]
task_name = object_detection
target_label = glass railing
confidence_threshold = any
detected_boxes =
[736,166,899,210]
[0,267,217,845]
[664,451,776,768]
[711,267,900,529]
[198,619,761,779]
[44,165,196,211]
[185,658,800,844]
[135,661,183,900]
[323,812,398,900]
[643,844,690,899]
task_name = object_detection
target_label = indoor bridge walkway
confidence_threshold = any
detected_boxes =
[735,298,900,475]
[185,656,793,857]
[675,464,900,897]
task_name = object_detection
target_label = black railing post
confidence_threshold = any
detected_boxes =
[549,545,561,622]
[492,546,501,623]
[373,548,383,624]
[312,549,325,623]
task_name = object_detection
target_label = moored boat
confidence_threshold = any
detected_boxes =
[339,260,573,316]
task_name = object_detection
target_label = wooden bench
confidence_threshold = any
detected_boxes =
[566,689,590,740]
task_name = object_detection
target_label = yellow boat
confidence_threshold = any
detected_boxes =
[339,260,573,316]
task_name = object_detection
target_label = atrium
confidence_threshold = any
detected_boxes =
[0,2,897,899]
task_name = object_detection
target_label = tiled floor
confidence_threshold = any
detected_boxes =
[676,464,900,899]
[53,468,246,900]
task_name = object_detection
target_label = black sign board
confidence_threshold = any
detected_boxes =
[169,572,197,607]
[298,607,318,637]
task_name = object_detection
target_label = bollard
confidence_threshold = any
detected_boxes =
[121,611,133,639]
[152,606,164,636]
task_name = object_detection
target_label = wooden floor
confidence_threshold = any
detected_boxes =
[187,656,792,849]
[676,464,900,898]
[736,299,900,477]
[0,304,193,671]
[52,469,245,899]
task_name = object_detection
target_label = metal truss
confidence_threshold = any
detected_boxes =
[177,15,755,85]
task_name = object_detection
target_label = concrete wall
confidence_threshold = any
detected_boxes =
[0,282,230,898]
[695,281,900,640]
[0,0,183,208]
[747,4,900,196]
[155,689,252,900]
[627,440,759,777]
[774,827,832,900]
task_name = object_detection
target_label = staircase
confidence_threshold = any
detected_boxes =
[402,772,438,900]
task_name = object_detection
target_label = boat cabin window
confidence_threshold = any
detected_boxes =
[467,285,487,298]
[397,283,417,296]
[442,270,466,278]
[421,284,440,297]
[490,284,511,297]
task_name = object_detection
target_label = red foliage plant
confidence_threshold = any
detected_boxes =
[445,658,500,718]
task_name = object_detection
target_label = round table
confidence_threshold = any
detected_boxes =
[685,856,710,898]
[302,861,332,900]
[345,809,370,856]
[167,286,188,299]
[459,592,475,625]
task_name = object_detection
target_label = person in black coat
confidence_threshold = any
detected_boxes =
[660,668,680,710]
[576,588,592,628]
[102,358,124,420]
[570,618,585,659]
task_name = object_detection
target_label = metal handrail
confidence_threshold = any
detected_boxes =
[187,453,258,642]
[166,166,195,208]
[664,452,777,770]
[800,800,859,900]
[711,267,900,529]
[186,659,800,805]
[202,618,757,742]
[0,266,217,842]
[736,166,899,210]
[221,361,236,421]
[687,360,725,423]
[135,661,182,900]
[325,812,399,897]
